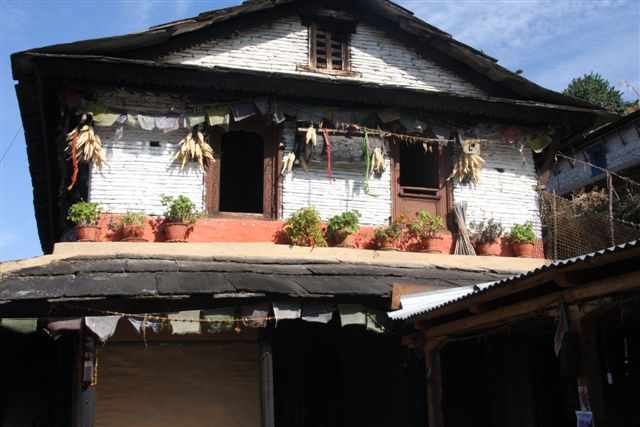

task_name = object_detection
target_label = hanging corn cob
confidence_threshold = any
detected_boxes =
[281,152,296,174]
[65,123,107,190]
[371,147,385,173]
[448,152,485,185]
[172,131,215,170]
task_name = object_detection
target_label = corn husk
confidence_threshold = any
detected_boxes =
[447,153,485,185]
[305,125,317,146]
[172,131,215,170]
[371,147,385,173]
[65,124,106,167]
[282,152,296,174]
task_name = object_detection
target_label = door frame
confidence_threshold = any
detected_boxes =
[391,139,454,228]
[205,116,281,220]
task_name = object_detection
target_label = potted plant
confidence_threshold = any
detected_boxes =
[407,209,445,253]
[283,206,327,247]
[327,210,361,248]
[472,218,503,256]
[508,221,536,257]
[374,220,404,251]
[160,195,201,242]
[67,200,103,242]
[113,211,147,241]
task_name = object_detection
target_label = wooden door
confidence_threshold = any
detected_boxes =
[392,140,452,224]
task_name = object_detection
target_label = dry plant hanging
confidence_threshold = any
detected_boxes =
[448,137,485,185]
[66,121,107,190]
[172,130,214,170]
[371,147,385,173]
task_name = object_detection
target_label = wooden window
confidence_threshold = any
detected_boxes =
[302,24,360,77]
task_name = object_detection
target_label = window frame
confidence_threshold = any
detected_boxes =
[297,23,361,78]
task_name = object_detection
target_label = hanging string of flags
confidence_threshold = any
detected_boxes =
[0,302,391,343]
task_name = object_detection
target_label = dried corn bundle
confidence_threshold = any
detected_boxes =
[282,152,296,174]
[371,147,385,173]
[65,124,106,167]
[448,153,485,185]
[305,125,317,146]
[172,131,215,170]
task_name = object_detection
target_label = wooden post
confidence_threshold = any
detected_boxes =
[424,336,446,427]
[570,307,607,426]
[259,328,275,427]
[76,329,96,427]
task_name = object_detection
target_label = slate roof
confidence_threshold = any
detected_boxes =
[0,254,510,316]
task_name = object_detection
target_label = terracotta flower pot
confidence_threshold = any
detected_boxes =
[334,230,356,248]
[76,225,100,242]
[477,242,500,256]
[420,236,442,254]
[164,223,189,242]
[377,239,399,251]
[512,242,535,258]
[122,225,147,242]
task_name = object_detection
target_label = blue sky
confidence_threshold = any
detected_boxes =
[1,0,639,261]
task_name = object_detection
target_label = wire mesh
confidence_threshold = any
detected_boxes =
[539,190,640,260]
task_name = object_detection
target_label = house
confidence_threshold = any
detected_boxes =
[542,110,640,259]
[2,0,617,426]
[390,239,640,427]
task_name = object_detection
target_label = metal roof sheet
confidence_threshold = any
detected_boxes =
[389,240,639,320]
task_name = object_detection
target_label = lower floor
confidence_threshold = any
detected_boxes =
[0,318,426,427]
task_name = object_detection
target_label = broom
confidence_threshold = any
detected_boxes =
[454,202,476,255]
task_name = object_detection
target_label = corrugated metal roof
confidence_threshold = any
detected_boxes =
[389,240,639,320]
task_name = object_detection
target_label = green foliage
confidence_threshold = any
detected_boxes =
[160,195,201,225]
[327,210,361,238]
[374,220,404,242]
[407,209,445,239]
[563,72,626,113]
[67,200,102,226]
[472,218,503,244]
[116,211,146,228]
[508,221,536,244]
[283,206,327,247]
[615,192,640,224]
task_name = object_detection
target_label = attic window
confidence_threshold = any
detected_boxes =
[298,21,360,77]
[311,25,349,71]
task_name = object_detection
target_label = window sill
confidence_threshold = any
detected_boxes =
[296,65,361,78]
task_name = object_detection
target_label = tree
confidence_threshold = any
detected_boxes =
[563,72,626,113]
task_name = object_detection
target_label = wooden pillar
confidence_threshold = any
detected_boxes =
[424,336,446,427]
[260,328,275,427]
[570,306,607,426]
[75,329,96,427]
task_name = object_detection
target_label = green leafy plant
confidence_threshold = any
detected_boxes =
[508,221,536,244]
[472,218,503,244]
[407,209,445,239]
[160,195,201,225]
[115,211,146,228]
[283,206,327,246]
[67,200,102,226]
[327,210,361,238]
[374,221,403,243]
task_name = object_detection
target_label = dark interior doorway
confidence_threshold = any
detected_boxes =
[272,319,427,427]
[399,141,439,190]
[220,131,264,214]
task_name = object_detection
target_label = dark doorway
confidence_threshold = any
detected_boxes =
[399,141,439,191]
[220,131,264,214]
[273,319,427,427]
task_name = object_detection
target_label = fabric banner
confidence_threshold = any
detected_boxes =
[272,301,302,324]
[366,309,388,333]
[137,114,156,131]
[254,98,269,116]
[93,112,121,127]
[128,316,163,334]
[203,307,235,333]
[302,302,335,324]
[207,106,230,129]
[170,311,201,335]
[241,304,269,328]
[338,304,366,326]
[0,318,38,334]
[155,116,180,133]
[230,102,256,122]
[47,318,83,334]
[187,112,206,128]
[85,316,121,342]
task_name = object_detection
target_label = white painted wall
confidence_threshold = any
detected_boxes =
[547,122,640,195]
[162,16,485,97]
[281,123,392,225]
[453,143,542,237]
[89,91,204,215]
